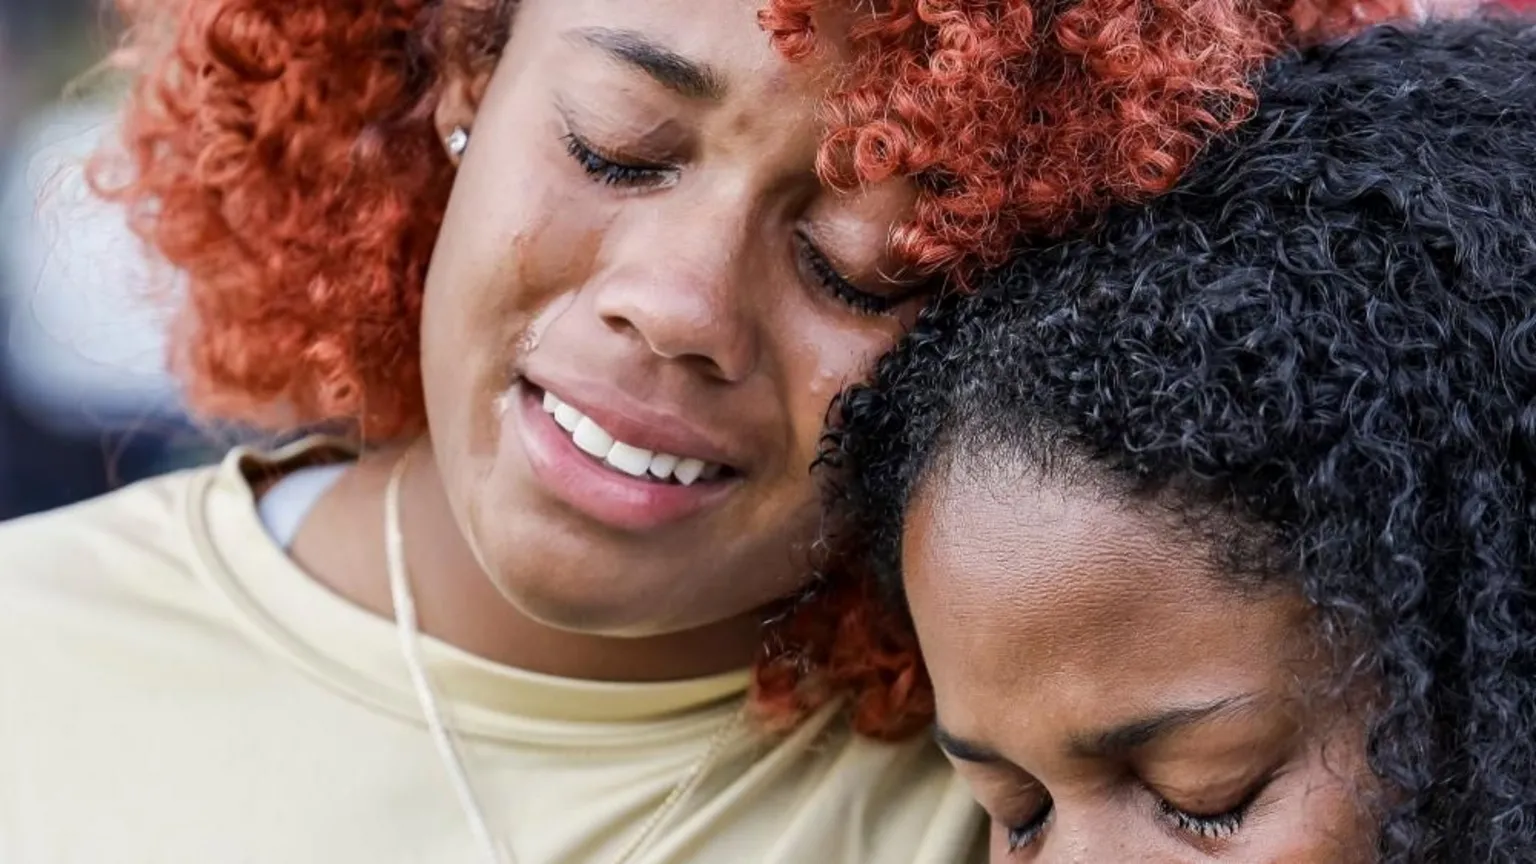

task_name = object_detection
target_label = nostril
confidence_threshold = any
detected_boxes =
[591,277,758,381]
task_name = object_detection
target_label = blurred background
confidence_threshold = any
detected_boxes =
[0,1,214,522]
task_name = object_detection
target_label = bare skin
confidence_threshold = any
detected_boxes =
[288,0,924,682]
[903,459,1377,862]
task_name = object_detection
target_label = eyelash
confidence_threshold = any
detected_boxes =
[1005,800,1053,851]
[562,132,674,188]
[1157,798,1251,840]
[561,130,900,317]
[1004,794,1255,853]
[793,231,902,316]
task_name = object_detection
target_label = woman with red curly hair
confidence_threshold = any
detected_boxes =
[0,0,1404,862]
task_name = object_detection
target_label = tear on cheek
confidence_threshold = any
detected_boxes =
[513,292,579,367]
[510,195,612,311]
[493,389,515,418]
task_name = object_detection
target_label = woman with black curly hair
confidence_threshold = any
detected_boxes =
[828,16,1536,862]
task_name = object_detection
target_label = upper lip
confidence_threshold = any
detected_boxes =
[522,373,749,472]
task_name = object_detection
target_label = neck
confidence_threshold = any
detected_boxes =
[287,441,763,682]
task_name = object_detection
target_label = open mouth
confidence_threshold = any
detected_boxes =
[533,388,740,487]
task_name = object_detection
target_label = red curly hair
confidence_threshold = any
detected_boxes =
[99,0,1409,737]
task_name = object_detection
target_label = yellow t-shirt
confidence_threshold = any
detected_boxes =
[0,445,984,863]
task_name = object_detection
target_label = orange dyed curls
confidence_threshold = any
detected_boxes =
[98,0,1410,735]
[766,0,1412,274]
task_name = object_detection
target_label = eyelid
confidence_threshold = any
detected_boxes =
[793,229,930,317]
[793,231,903,316]
[556,100,683,168]
[1142,748,1288,815]
[1162,772,1271,813]
[560,124,683,195]
[564,124,676,173]
[1155,796,1250,844]
[997,777,1054,852]
[1147,770,1276,846]
[1004,795,1053,852]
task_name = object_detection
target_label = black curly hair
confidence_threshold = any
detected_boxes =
[829,15,1536,863]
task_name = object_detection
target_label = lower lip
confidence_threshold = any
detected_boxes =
[506,383,738,532]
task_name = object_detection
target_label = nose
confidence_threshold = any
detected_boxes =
[591,207,761,383]
[1038,811,1141,864]
[1040,827,1091,864]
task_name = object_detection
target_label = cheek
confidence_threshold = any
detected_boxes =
[780,313,906,454]
[421,156,618,425]
[429,164,609,328]
[419,135,613,467]
[425,53,617,350]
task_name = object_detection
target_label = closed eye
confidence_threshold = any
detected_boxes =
[1005,797,1053,852]
[794,231,917,316]
[562,130,678,189]
[1153,775,1271,845]
[1158,797,1249,840]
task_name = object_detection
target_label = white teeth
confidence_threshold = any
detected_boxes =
[605,442,653,477]
[673,458,706,487]
[571,417,615,459]
[539,389,726,484]
[553,403,583,433]
[648,453,680,480]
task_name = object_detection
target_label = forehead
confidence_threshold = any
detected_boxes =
[514,0,808,92]
[902,460,1304,736]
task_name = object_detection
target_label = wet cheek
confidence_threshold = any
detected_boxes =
[421,167,614,432]
[479,190,612,326]
[518,222,610,346]
[791,321,905,425]
[430,201,613,393]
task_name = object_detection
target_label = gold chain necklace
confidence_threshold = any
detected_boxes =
[384,447,746,864]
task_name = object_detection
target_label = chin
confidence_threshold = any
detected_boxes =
[451,428,808,640]
[490,568,667,635]
[465,521,701,636]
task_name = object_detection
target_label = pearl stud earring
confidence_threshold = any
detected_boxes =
[446,126,469,159]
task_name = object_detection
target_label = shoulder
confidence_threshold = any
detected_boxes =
[0,466,223,628]
[762,716,986,862]
[842,732,986,859]
[0,436,354,619]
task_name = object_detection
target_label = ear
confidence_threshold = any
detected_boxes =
[433,70,494,166]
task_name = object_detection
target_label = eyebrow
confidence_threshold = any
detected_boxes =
[1071,695,1257,758]
[933,723,1004,764]
[568,27,727,101]
[933,695,1257,766]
